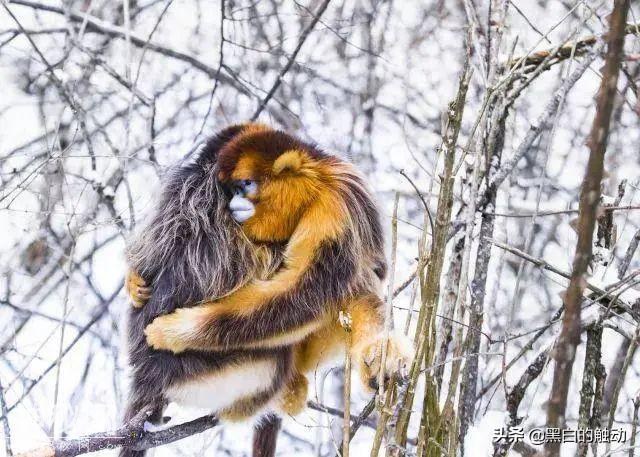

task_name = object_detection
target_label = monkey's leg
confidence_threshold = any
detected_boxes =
[276,370,308,416]
[284,294,413,394]
[218,391,275,423]
[272,322,347,418]
[119,390,165,457]
[293,322,346,374]
[294,294,413,391]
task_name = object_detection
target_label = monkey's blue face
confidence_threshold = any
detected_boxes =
[228,179,258,223]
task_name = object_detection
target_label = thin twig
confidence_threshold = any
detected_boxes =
[399,169,435,246]
[487,204,640,218]
[0,379,12,457]
[251,0,331,120]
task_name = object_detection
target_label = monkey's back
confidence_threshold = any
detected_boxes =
[124,152,292,415]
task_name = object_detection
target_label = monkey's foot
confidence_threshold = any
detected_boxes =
[144,311,193,353]
[143,402,191,431]
[355,334,414,391]
[278,373,308,416]
[126,270,151,308]
[143,419,170,433]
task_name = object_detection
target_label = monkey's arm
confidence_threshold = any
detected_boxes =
[144,204,350,353]
[125,245,279,308]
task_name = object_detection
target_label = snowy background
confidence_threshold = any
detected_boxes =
[0,0,639,456]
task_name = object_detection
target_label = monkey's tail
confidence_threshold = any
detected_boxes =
[119,391,165,457]
[252,414,281,457]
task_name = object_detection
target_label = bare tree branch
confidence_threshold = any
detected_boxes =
[545,2,631,454]
[16,407,219,457]
[493,349,550,457]
[511,22,640,71]
[250,0,331,120]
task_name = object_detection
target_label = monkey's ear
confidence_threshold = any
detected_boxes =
[273,150,304,175]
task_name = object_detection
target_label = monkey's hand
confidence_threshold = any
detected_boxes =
[144,302,224,354]
[144,273,330,353]
[354,334,414,391]
[126,270,151,308]
[144,307,215,353]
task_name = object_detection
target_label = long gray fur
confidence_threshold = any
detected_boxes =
[120,128,292,457]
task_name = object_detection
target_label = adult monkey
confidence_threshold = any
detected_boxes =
[125,124,411,454]
[122,125,294,457]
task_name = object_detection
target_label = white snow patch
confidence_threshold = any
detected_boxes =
[464,410,507,456]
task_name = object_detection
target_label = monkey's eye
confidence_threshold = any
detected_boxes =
[240,179,258,196]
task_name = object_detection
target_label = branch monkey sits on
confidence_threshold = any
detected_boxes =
[125,124,412,447]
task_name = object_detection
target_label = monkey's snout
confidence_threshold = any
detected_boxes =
[229,195,255,223]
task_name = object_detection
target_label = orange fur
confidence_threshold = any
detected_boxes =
[277,371,308,416]
[126,270,150,308]
[204,192,346,317]
[144,146,348,352]
[293,317,346,374]
[138,126,412,411]
[272,150,304,175]
[144,190,348,352]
